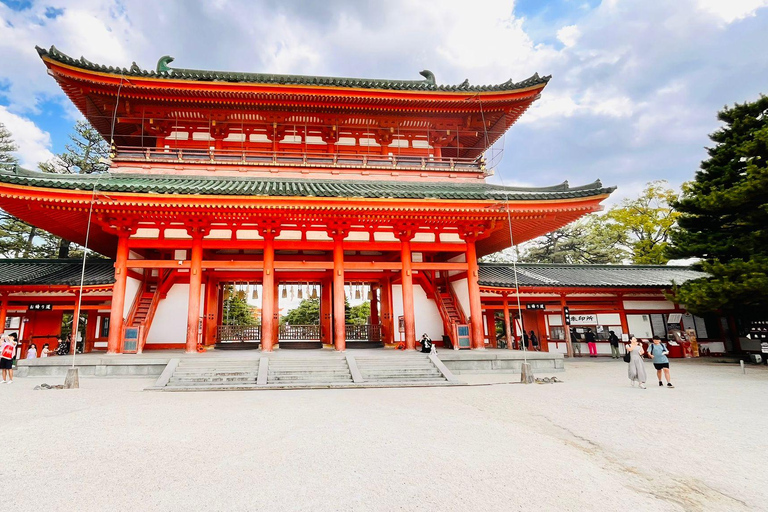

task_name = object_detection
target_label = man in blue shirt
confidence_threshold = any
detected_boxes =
[649,336,674,388]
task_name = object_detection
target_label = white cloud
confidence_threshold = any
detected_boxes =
[696,0,768,23]
[0,106,54,168]
[557,25,581,48]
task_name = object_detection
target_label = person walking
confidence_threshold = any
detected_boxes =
[1,334,17,384]
[585,328,598,357]
[608,330,621,359]
[648,336,674,388]
[626,336,647,388]
[529,331,539,351]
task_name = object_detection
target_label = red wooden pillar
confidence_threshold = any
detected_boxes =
[85,310,98,353]
[321,277,332,344]
[273,279,280,343]
[69,289,82,354]
[107,234,130,354]
[485,310,496,348]
[332,235,346,351]
[380,273,393,344]
[203,278,219,345]
[0,294,7,334]
[186,236,203,353]
[503,294,513,350]
[465,238,485,349]
[618,294,630,338]
[261,234,276,352]
[560,294,573,357]
[370,283,379,325]
[399,235,416,350]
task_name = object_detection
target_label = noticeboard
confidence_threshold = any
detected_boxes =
[455,324,471,349]
[122,326,140,353]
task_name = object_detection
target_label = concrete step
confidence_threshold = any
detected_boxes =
[169,377,258,384]
[173,371,259,377]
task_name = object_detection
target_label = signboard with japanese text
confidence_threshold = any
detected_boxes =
[27,303,53,311]
[526,303,546,310]
[568,314,597,326]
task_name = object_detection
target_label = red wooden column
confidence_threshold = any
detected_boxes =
[203,278,219,345]
[465,238,485,349]
[380,272,393,344]
[321,277,332,344]
[370,283,379,325]
[84,310,98,353]
[618,294,630,338]
[69,289,82,354]
[503,293,513,350]
[560,294,573,357]
[0,294,7,334]
[332,234,347,351]
[398,233,416,350]
[186,235,204,353]
[485,310,496,348]
[261,233,276,352]
[107,233,130,354]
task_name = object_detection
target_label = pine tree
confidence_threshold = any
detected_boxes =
[0,122,18,170]
[668,95,768,317]
[39,120,110,257]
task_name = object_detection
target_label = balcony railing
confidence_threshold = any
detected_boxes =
[217,325,261,342]
[113,147,485,173]
[346,324,382,342]
[279,324,321,341]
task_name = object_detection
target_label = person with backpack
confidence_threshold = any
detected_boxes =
[608,330,621,359]
[1,334,17,384]
[648,336,674,388]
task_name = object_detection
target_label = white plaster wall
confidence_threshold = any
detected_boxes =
[450,278,470,319]
[624,300,675,311]
[123,277,141,319]
[391,284,444,342]
[146,283,205,344]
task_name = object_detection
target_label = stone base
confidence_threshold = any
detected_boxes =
[438,349,564,374]
[16,357,168,378]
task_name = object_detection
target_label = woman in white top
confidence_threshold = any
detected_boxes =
[41,344,50,358]
[626,336,647,389]
[27,344,38,359]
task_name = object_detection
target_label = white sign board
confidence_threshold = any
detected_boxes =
[569,314,597,326]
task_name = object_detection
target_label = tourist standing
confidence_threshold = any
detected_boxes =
[41,344,51,358]
[529,331,539,351]
[1,334,17,384]
[27,344,37,359]
[648,336,674,388]
[585,328,597,357]
[608,331,620,359]
[626,336,647,388]
[570,328,582,357]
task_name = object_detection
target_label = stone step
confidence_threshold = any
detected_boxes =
[170,377,258,384]
[173,371,259,377]
[268,375,353,382]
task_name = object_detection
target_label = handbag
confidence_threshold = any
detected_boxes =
[623,350,631,363]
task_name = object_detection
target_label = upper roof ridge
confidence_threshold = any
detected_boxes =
[37,45,551,92]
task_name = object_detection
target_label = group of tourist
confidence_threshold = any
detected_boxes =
[625,336,674,389]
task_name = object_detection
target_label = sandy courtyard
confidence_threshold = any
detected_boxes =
[1,358,766,511]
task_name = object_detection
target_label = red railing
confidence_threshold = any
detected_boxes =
[113,147,485,173]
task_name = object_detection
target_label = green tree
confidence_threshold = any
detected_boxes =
[346,301,370,325]
[39,120,110,257]
[0,122,60,257]
[222,286,259,326]
[282,298,321,325]
[668,96,768,317]
[605,180,680,264]
[518,215,627,264]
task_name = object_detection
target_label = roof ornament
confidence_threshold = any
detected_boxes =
[157,55,175,73]
[419,70,436,85]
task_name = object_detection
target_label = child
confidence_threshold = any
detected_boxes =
[648,336,674,388]
[1,334,17,384]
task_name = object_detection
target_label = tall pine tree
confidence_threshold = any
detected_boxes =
[0,122,18,170]
[668,95,768,317]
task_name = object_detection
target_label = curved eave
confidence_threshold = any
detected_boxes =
[42,57,548,106]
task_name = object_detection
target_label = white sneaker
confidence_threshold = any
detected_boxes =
[0,380,6,384]
[6,380,12,384]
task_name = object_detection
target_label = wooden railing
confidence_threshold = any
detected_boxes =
[113,147,484,173]
[217,325,261,342]
[346,324,382,342]
[279,324,321,341]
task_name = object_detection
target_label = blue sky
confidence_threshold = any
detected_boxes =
[0,0,767,205]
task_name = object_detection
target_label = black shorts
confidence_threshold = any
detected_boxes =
[653,362,670,370]
[0,358,12,370]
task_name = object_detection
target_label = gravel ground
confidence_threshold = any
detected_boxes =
[1,359,766,511]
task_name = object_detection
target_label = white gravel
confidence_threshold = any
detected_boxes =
[1,359,766,511]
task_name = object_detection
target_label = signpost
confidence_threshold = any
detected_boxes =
[526,303,546,310]
[27,303,53,311]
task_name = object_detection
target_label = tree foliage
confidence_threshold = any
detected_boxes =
[222,286,260,326]
[516,214,627,264]
[605,180,680,264]
[668,95,768,316]
[282,298,320,325]
[0,122,18,170]
[346,301,371,325]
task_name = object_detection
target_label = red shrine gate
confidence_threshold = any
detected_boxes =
[0,46,614,353]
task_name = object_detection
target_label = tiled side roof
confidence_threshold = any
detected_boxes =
[0,259,115,286]
[478,264,707,288]
[37,45,551,93]
[0,168,614,201]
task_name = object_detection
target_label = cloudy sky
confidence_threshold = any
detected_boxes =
[0,0,767,203]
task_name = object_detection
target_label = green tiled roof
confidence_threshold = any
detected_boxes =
[0,167,614,201]
[37,45,551,93]
[479,263,707,288]
[0,259,115,286]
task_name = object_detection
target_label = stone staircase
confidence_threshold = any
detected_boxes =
[151,353,459,391]
[355,354,447,384]
[267,357,353,386]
